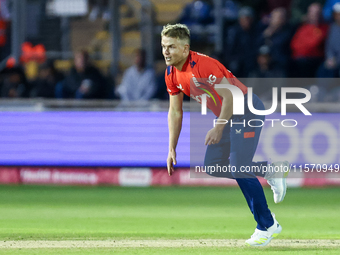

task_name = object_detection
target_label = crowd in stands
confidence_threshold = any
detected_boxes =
[168,0,340,101]
[182,0,339,80]
[0,50,113,100]
[1,0,340,102]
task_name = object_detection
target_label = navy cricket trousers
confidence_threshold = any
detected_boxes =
[204,93,274,230]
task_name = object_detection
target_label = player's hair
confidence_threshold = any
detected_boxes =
[161,23,190,45]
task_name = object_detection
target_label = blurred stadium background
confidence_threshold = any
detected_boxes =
[0,0,340,253]
[0,0,339,187]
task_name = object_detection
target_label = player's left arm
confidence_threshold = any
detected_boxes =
[205,77,233,145]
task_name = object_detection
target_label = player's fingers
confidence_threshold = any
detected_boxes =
[167,164,172,176]
[207,139,215,146]
[173,157,177,165]
[167,158,172,176]
[205,133,210,145]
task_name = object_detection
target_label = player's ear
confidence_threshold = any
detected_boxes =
[183,44,190,55]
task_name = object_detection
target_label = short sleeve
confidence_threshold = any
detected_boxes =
[165,66,181,96]
[195,57,225,86]
[195,55,238,87]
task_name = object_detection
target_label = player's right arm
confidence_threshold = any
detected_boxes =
[167,92,184,176]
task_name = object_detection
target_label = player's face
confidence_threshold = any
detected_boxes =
[161,36,189,70]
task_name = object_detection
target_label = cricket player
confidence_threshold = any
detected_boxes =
[162,23,289,246]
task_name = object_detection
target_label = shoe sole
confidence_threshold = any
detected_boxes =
[245,236,274,247]
[275,161,290,204]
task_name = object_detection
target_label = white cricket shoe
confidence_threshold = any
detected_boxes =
[245,213,282,246]
[265,161,290,203]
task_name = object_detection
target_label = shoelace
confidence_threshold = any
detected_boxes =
[251,229,270,239]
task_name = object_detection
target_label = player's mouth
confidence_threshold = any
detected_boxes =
[165,57,171,62]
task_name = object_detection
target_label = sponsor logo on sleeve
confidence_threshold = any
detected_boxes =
[207,74,217,85]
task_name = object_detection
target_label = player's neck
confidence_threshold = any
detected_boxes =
[174,54,189,71]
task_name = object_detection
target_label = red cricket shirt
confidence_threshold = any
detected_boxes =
[165,51,247,117]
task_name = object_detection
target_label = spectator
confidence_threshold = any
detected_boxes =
[0,0,10,61]
[178,0,213,26]
[265,0,292,14]
[116,49,156,101]
[224,7,258,77]
[257,8,293,75]
[290,3,329,77]
[89,0,110,21]
[248,45,286,100]
[323,0,339,22]
[322,2,340,76]
[0,65,30,98]
[236,0,267,18]
[57,50,108,99]
[316,2,340,100]
[290,0,326,24]
[251,45,287,77]
[223,0,240,22]
[30,61,64,98]
[178,0,214,45]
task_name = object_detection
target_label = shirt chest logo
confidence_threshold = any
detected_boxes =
[190,60,196,68]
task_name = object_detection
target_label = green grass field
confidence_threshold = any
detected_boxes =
[0,185,339,254]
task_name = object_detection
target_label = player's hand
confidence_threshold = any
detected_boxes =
[205,127,223,146]
[167,150,177,176]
